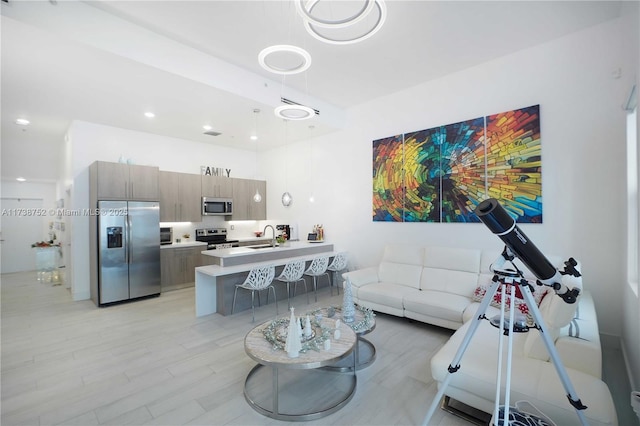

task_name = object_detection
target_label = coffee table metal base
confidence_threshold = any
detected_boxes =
[323,337,376,372]
[244,363,357,421]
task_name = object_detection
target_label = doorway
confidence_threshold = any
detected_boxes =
[1,198,45,273]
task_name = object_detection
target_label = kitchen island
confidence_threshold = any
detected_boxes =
[201,240,333,267]
[195,241,335,317]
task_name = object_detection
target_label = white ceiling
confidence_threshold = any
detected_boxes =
[1,0,623,182]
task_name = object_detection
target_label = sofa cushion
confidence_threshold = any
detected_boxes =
[404,290,472,323]
[424,246,481,273]
[524,273,582,361]
[420,268,479,297]
[382,244,424,265]
[379,262,423,290]
[357,282,414,311]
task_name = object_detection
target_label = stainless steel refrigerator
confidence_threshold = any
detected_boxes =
[97,200,160,305]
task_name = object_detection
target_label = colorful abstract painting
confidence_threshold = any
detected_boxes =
[373,135,404,222]
[485,105,542,222]
[372,105,542,223]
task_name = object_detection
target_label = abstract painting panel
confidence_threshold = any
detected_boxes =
[485,105,542,223]
[372,135,404,222]
[373,105,541,223]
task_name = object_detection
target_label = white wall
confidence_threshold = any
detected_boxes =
[263,16,632,342]
[1,180,57,242]
[621,0,640,392]
[1,181,58,273]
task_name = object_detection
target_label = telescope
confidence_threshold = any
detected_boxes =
[474,198,580,304]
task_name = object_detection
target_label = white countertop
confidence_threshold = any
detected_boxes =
[196,249,338,277]
[236,236,272,243]
[201,240,331,258]
[161,241,207,249]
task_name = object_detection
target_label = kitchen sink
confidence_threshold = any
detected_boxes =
[247,244,278,249]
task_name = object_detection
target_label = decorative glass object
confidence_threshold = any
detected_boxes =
[282,191,292,206]
[285,307,302,358]
[342,277,356,323]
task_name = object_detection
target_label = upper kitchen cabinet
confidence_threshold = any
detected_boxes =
[201,175,233,198]
[91,161,159,201]
[159,171,202,222]
[231,178,266,221]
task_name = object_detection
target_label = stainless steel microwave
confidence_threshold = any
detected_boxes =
[202,197,233,216]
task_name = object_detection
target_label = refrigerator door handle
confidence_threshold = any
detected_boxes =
[126,214,132,264]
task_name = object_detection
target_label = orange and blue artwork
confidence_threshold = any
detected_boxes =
[372,105,542,223]
[373,135,404,222]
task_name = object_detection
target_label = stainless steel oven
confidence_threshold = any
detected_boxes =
[195,228,239,250]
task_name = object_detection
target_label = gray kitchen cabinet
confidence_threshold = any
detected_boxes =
[231,178,266,221]
[92,161,159,200]
[201,175,233,198]
[159,171,202,222]
[160,245,203,291]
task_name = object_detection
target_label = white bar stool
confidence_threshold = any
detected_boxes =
[327,252,349,296]
[274,259,308,309]
[231,265,276,322]
[303,256,330,303]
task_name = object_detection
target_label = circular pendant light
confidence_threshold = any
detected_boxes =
[274,104,315,121]
[258,45,312,75]
[282,191,293,207]
[301,0,387,45]
[295,0,375,28]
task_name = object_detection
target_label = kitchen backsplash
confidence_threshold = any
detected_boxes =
[159,218,297,242]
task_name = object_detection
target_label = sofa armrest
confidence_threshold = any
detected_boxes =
[342,267,379,288]
[555,333,602,378]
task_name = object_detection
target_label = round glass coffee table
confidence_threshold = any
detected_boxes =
[243,316,357,421]
[310,305,376,371]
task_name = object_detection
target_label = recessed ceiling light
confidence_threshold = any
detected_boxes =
[250,135,258,141]
[16,177,26,182]
[144,112,155,118]
[203,125,213,131]
[15,118,30,126]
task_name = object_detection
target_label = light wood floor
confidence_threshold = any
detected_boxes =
[2,272,634,426]
[1,271,471,426]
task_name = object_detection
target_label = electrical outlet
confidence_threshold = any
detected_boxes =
[230,225,234,230]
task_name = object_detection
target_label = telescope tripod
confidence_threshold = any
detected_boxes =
[422,264,588,426]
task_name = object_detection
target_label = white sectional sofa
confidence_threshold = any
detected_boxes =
[342,244,617,426]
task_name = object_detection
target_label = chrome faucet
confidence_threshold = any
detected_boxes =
[263,225,276,247]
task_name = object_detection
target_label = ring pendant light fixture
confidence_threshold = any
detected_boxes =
[298,0,387,45]
[258,45,314,121]
[258,44,312,75]
[274,104,315,120]
[295,0,375,28]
